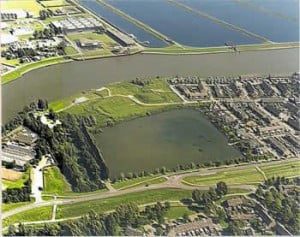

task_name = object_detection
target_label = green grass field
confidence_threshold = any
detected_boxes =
[165,206,195,220]
[112,175,167,190]
[43,166,72,195]
[56,189,192,219]
[3,206,53,227]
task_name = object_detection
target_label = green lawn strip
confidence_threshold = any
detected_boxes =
[64,46,79,56]
[165,206,196,220]
[56,189,192,219]
[43,166,72,195]
[182,167,264,186]
[3,206,53,227]
[112,175,166,190]
[259,160,300,179]
[2,200,34,213]
[2,57,70,84]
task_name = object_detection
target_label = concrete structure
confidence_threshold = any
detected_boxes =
[51,17,104,34]
[106,28,135,47]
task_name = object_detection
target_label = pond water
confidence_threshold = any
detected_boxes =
[94,109,242,179]
[78,0,167,47]
[108,0,260,47]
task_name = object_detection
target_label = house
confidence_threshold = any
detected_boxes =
[168,219,222,236]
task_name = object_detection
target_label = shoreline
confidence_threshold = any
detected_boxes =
[2,42,299,85]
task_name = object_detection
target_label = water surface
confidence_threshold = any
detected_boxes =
[94,109,241,178]
[79,0,167,47]
[2,48,299,123]
[108,0,260,46]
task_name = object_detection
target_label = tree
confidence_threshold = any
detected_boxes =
[216,181,228,196]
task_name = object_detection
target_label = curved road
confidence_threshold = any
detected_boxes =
[3,157,298,220]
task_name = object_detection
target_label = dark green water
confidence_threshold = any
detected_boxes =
[94,109,241,179]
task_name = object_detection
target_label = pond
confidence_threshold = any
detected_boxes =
[94,109,241,179]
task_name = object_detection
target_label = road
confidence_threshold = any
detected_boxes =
[3,157,298,220]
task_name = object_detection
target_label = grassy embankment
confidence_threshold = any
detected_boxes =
[43,166,72,195]
[183,160,300,186]
[144,42,300,54]
[2,200,35,213]
[3,206,53,227]
[2,57,71,84]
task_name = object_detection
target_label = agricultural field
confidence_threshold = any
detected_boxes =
[40,0,70,8]
[56,189,192,219]
[43,166,72,195]
[1,0,44,17]
[2,168,30,190]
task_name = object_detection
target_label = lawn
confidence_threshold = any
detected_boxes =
[43,166,72,195]
[64,46,79,56]
[56,189,192,219]
[165,206,195,220]
[183,167,264,186]
[112,175,166,190]
[1,0,44,17]
[3,206,53,227]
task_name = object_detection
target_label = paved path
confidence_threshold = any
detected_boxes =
[31,157,50,203]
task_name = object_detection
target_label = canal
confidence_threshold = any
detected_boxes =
[2,48,299,123]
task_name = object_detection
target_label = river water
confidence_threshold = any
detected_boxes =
[2,48,299,123]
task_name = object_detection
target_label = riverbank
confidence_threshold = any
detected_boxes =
[2,41,298,85]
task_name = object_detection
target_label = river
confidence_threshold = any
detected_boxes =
[2,48,299,123]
